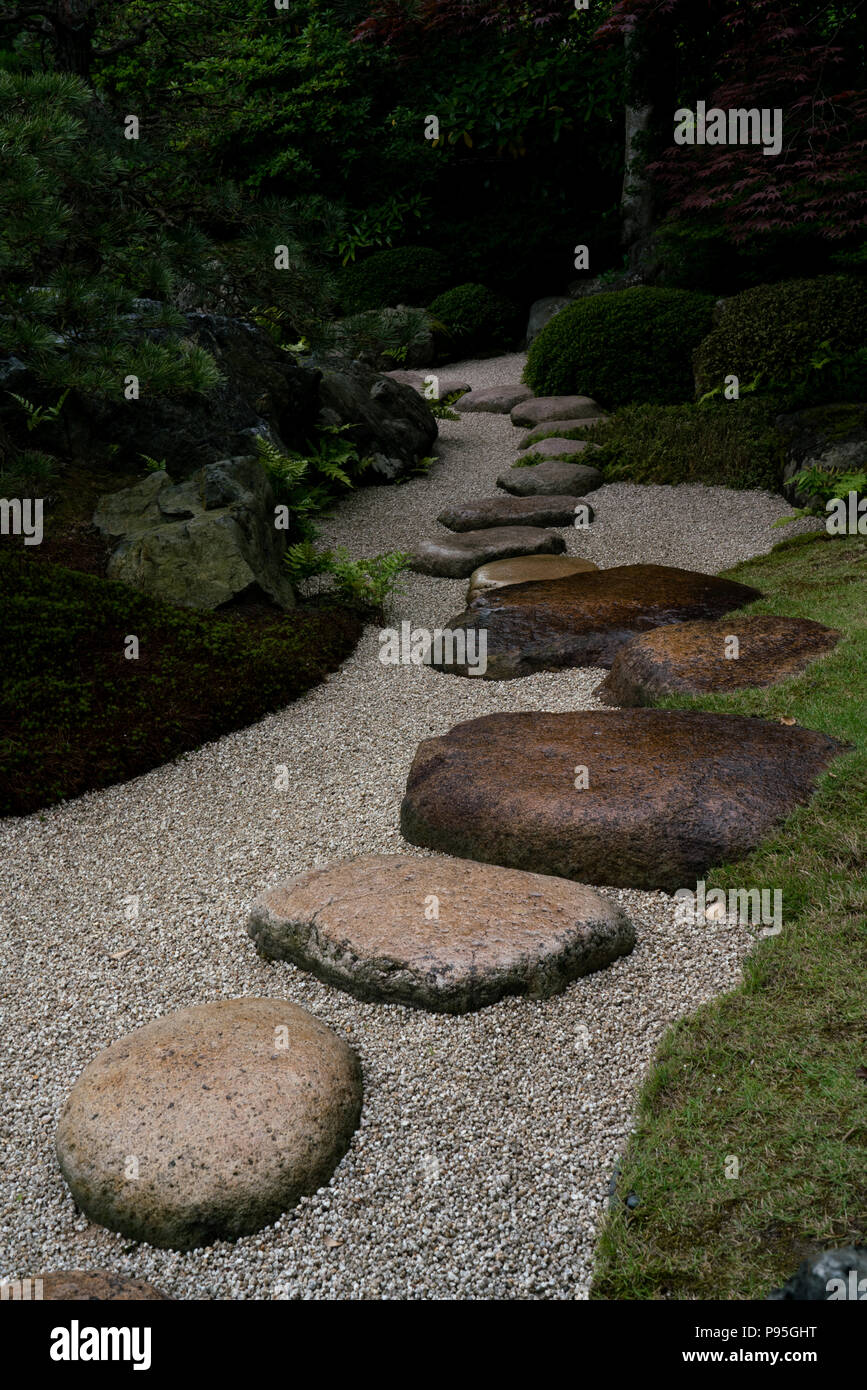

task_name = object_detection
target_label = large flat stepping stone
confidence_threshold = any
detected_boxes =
[467,554,598,601]
[598,615,841,706]
[437,495,592,532]
[35,1271,171,1300]
[520,419,609,449]
[55,999,362,1251]
[433,563,758,679]
[400,710,843,891]
[498,458,602,496]
[511,396,602,427]
[248,854,634,1014]
[519,436,603,462]
[456,385,534,414]
[410,526,566,578]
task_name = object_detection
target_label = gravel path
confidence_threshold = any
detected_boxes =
[0,352,821,1300]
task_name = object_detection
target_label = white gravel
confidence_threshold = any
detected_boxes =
[0,352,822,1300]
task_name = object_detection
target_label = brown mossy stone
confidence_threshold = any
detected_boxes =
[466,554,598,601]
[410,526,567,579]
[399,709,844,892]
[598,615,842,705]
[433,563,761,679]
[36,1271,171,1301]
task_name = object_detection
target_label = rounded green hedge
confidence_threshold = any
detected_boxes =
[428,282,520,357]
[523,287,716,407]
[693,275,867,400]
[338,246,451,313]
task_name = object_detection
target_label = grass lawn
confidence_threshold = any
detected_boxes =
[0,550,362,817]
[591,532,867,1300]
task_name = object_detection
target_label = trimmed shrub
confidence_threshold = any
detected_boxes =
[524,287,715,407]
[428,282,520,357]
[693,275,867,401]
[581,399,786,492]
[338,246,451,313]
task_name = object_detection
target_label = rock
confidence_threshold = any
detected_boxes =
[248,854,635,1014]
[95,457,295,610]
[525,296,571,347]
[383,369,471,398]
[437,495,591,532]
[519,418,610,449]
[597,615,841,706]
[55,999,362,1252]
[511,396,602,427]
[776,404,867,507]
[497,459,602,497]
[767,1247,867,1300]
[53,312,322,476]
[431,564,760,680]
[410,527,567,578]
[399,709,842,891]
[317,358,438,482]
[455,385,534,414]
[520,436,603,462]
[466,554,598,602]
[35,1271,171,1301]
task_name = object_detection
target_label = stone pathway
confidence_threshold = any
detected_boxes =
[0,351,826,1300]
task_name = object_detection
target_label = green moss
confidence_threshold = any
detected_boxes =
[693,275,867,399]
[591,534,867,1300]
[0,553,362,816]
[337,246,451,313]
[428,282,520,357]
[523,287,716,407]
[581,399,786,491]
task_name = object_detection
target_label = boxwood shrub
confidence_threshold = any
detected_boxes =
[523,286,716,408]
[338,246,451,313]
[428,282,520,357]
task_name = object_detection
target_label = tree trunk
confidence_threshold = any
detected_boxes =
[620,17,656,276]
[50,1,99,77]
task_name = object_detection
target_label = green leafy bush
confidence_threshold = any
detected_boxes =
[309,306,433,368]
[428,283,520,358]
[0,552,362,816]
[338,247,451,313]
[285,542,410,615]
[255,430,372,539]
[693,276,867,403]
[524,287,716,407]
[582,400,785,491]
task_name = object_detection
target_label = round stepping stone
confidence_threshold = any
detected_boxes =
[519,419,609,449]
[248,854,634,1014]
[497,459,602,497]
[35,1271,171,1300]
[511,396,602,427]
[519,437,602,462]
[598,615,841,706]
[467,554,598,601]
[437,495,592,532]
[431,564,761,680]
[456,385,534,414]
[410,526,566,578]
[55,999,362,1252]
[400,710,842,891]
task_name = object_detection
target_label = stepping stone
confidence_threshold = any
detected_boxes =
[248,854,634,1014]
[498,459,602,497]
[467,554,598,601]
[598,615,841,706]
[55,999,362,1252]
[511,396,602,427]
[410,526,566,578]
[383,369,471,398]
[431,564,761,680]
[519,437,602,462]
[437,495,592,532]
[34,1271,171,1301]
[520,419,610,449]
[399,710,843,891]
[456,385,534,414]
